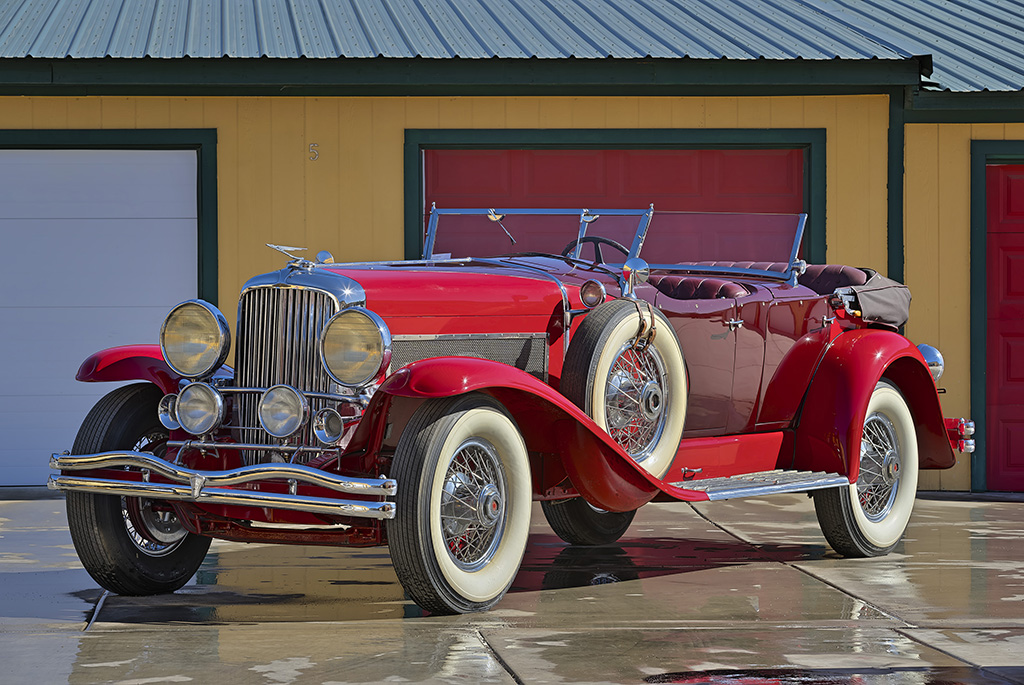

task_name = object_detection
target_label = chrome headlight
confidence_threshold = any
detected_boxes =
[160,300,231,379]
[320,307,392,388]
[176,382,225,436]
[258,385,309,439]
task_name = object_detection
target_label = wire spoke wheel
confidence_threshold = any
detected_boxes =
[388,393,531,614]
[440,439,507,571]
[813,380,919,557]
[65,383,211,595]
[857,413,901,522]
[604,341,669,462]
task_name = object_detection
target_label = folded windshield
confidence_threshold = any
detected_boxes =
[424,206,806,276]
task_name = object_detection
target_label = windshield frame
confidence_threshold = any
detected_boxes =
[423,204,807,282]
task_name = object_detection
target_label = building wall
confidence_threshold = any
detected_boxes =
[905,123,1024,491]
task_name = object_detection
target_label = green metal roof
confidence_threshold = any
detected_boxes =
[0,0,1018,92]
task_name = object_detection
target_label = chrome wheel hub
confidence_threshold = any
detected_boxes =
[123,430,188,556]
[857,412,902,522]
[440,439,507,571]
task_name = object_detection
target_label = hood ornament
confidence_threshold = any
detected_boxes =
[266,244,308,261]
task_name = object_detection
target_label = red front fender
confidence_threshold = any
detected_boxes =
[377,358,661,512]
[794,329,956,480]
[76,344,182,395]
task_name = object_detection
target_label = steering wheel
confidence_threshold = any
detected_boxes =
[560,236,630,264]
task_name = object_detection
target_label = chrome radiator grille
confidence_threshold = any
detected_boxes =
[390,334,548,381]
[235,286,338,464]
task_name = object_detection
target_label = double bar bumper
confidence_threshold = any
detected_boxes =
[48,451,397,520]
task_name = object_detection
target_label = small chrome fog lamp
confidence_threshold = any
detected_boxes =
[176,383,225,436]
[158,393,180,430]
[259,385,309,439]
[917,344,944,382]
[313,407,345,445]
[580,279,607,309]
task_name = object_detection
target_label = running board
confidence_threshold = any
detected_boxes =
[668,469,849,501]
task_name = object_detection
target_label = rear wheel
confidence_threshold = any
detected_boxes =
[65,383,211,595]
[387,393,532,614]
[813,381,919,557]
[541,498,636,546]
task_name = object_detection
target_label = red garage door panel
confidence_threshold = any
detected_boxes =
[987,164,1024,492]
[426,149,804,214]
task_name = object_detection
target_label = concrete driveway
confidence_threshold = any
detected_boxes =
[2,490,1022,684]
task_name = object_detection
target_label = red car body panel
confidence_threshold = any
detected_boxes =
[794,328,956,479]
[76,344,181,395]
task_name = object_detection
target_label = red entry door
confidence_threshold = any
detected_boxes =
[986,164,1024,492]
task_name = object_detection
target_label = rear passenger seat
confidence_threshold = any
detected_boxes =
[648,263,869,300]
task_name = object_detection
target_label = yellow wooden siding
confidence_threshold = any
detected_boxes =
[904,123,1017,491]
[0,93,890,303]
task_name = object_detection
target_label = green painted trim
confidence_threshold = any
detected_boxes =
[909,90,1024,121]
[404,128,827,262]
[0,129,218,305]
[966,141,1024,492]
[0,56,922,96]
[887,88,906,283]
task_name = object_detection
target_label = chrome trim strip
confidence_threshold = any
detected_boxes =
[50,451,396,497]
[48,475,395,520]
[392,332,547,342]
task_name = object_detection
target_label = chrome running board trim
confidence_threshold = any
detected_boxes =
[48,451,396,520]
[672,469,849,501]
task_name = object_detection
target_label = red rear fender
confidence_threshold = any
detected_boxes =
[76,344,182,395]
[377,358,660,512]
[794,329,955,479]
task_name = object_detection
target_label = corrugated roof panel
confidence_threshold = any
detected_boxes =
[799,0,1024,91]
[184,0,222,58]
[317,0,376,57]
[0,0,57,56]
[253,0,300,58]
[147,0,190,57]
[106,0,158,57]
[2,0,1022,91]
[224,0,261,58]
[27,0,88,57]
[289,0,339,58]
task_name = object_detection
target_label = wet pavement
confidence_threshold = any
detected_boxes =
[2,490,1022,684]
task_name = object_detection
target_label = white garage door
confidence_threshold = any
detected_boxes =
[0,149,198,486]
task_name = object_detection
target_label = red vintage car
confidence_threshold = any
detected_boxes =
[50,207,973,614]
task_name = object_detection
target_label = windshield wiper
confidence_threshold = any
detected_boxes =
[488,209,516,246]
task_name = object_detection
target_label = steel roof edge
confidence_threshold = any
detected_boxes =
[0,54,925,95]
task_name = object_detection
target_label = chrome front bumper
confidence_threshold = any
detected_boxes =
[48,452,397,520]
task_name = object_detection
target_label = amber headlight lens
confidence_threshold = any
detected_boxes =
[320,307,391,388]
[160,300,231,379]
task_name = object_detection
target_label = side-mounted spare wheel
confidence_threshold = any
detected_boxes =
[543,298,687,546]
[813,380,920,557]
[65,383,211,595]
[387,393,532,614]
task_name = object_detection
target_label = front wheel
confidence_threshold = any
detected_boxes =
[65,383,211,595]
[387,393,532,614]
[813,380,919,557]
